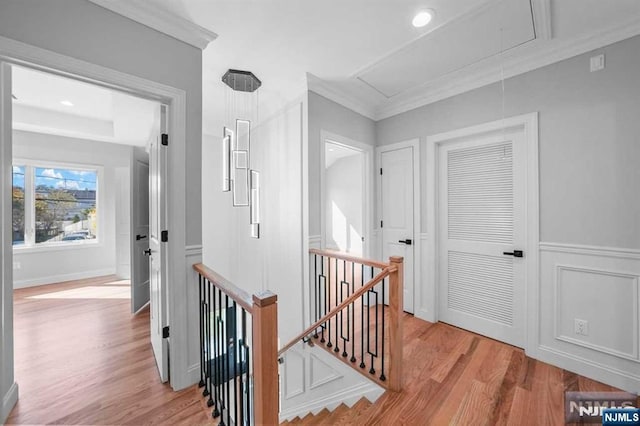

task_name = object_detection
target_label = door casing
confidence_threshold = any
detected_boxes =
[424,113,539,356]
[0,34,192,397]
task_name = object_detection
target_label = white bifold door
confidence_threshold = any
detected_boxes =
[438,130,526,347]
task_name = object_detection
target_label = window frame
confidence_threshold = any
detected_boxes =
[12,158,104,252]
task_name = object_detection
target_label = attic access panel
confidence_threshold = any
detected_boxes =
[357,0,535,98]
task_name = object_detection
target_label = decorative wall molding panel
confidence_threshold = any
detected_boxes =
[538,242,640,393]
[279,344,384,422]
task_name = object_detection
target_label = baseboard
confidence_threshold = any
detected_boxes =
[187,363,201,387]
[13,268,116,289]
[1,382,19,424]
[537,345,640,394]
[13,268,117,289]
[279,381,384,422]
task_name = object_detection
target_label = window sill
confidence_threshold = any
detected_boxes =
[13,240,103,254]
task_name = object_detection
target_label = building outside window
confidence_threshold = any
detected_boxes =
[12,162,99,248]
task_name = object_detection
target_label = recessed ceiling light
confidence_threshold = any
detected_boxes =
[328,148,335,152]
[412,9,434,28]
[60,100,74,107]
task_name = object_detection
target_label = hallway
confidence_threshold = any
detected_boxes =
[7,276,209,425]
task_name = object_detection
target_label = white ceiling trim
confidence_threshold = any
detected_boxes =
[307,73,377,121]
[87,0,217,50]
[531,0,552,40]
[375,16,640,120]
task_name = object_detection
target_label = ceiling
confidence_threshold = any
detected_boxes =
[325,141,360,169]
[12,66,159,146]
[95,0,640,132]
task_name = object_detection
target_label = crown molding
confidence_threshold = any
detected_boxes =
[306,73,377,121]
[375,16,640,120]
[87,0,217,50]
[531,0,552,40]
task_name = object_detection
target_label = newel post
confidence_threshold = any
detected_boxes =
[388,256,404,392]
[252,290,279,425]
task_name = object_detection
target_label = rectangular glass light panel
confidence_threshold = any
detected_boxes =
[222,135,231,192]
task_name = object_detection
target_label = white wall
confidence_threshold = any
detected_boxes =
[0,1,203,419]
[202,98,306,343]
[325,154,363,254]
[375,35,640,392]
[115,166,131,280]
[12,130,131,288]
[308,92,375,239]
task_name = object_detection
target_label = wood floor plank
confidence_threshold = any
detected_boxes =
[6,276,211,426]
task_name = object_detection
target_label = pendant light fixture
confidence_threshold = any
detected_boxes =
[221,69,262,238]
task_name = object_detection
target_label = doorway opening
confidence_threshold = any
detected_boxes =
[320,131,373,258]
[6,64,170,421]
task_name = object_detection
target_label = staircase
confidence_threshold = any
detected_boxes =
[281,397,372,425]
[193,249,404,425]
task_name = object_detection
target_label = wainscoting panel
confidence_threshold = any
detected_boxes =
[279,343,384,421]
[538,243,640,393]
[185,245,203,385]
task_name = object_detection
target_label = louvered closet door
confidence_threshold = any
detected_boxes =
[438,131,525,347]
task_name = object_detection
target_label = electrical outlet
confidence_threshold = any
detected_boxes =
[574,319,589,336]
[13,261,20,270]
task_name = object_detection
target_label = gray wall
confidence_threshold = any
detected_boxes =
[308,91,376,237]
[376,34,640,250]
[0,0,203,245]
[0,1,203,419]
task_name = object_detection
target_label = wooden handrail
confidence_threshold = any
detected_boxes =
[309,248,390,270]
[193,263,254,313]
[278,265,396,357]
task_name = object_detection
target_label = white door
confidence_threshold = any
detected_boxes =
[438,130,525,347]
[149,105,169,382]
[131,148,150,313]
[380,146,414,313]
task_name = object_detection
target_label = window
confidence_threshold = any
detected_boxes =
[12,162,99,248]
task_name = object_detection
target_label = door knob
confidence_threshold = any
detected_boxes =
[143,249,152,256]
[398,239,413,245]
[503,250,523,258]
[136,234,147,240]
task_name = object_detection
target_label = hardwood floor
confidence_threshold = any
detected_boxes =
[284,313,629,426]
[7,277,628,425]
[7,276,210,426]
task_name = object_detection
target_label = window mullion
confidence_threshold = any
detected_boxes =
[25,165,35,246]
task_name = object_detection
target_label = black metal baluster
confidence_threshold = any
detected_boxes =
[380,277,386,381]
[212,286,220,417]
[225,295,231,426]
[320,255,326,343]
[327,256,332,348]
[207,280,214,408]
[245,339,251,424]
[203,280,210,398]
[313,254,319,338]
[334,258,339,353]
[239,309,246,426]
[216,288,224,420]
[368,266,378,375]
[199,274,205,388]
[350,262,356,363]
[341,259,348,357]
[232,301,238,426]
[360,264,365,369]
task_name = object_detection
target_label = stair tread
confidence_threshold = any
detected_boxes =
[333,398,374,425]
[322,403,350,424]
[305,408,331,425]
